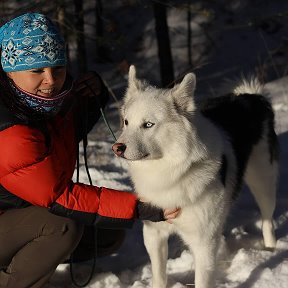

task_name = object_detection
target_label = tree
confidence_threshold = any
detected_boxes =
[187,3,192,66]
[153,1,174,87]
[73,0,87,75]
[94,0,108,61]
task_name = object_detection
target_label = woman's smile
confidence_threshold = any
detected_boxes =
[36,88,56,97]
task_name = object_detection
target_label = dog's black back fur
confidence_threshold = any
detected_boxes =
[200,93,279,196]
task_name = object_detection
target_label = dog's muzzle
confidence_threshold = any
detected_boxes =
[112,143,126,157]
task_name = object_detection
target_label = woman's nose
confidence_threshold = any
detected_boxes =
[43,70,55,85]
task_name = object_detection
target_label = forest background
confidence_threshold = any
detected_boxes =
[1,0,288,95]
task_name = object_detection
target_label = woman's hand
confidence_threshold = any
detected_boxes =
[136,200,181,223]
[164,207,181,224]
[74,71,102,98]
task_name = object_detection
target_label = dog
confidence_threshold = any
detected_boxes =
[112,65,279,288]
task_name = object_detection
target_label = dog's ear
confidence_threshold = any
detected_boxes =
[124,65,148,106]
[128,65,146,91]
[128,65,137,87]
[181,73,196,93]
[171,73,196,112]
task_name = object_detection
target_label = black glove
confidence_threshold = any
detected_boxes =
[136,201,165,222]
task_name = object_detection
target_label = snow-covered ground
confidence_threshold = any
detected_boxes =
[45,74,288,288]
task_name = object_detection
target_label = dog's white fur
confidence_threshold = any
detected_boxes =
[113,66,278,288]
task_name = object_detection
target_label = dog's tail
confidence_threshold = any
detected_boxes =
[215,76,264,97]
[233,76,263,96]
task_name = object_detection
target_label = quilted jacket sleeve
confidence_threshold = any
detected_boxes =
[0,125,137,227]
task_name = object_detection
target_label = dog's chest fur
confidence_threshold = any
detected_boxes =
[129,154,228,210]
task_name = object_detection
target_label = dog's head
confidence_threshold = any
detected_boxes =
[112,65,197,161]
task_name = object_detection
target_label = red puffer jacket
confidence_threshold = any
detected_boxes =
[0,75,137,227]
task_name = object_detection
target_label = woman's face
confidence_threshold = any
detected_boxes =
[7,66,67,98]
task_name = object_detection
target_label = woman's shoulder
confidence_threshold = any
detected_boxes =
[0,124,47,170]
[0,123,49,180]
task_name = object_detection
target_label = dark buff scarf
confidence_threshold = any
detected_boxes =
[9,78,73,116]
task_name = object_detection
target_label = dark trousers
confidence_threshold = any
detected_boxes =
[0,206,83,288]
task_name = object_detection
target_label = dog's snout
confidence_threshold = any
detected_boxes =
[112,143,126,157]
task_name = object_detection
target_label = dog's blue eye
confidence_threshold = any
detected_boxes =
[143,121,154,128]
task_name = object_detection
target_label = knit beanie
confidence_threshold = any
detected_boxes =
[0,13,67,72]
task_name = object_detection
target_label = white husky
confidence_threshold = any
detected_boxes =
[112,66,278,288]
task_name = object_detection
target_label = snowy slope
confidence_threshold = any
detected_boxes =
[45,75,288,288]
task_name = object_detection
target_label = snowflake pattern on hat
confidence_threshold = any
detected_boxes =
[0,13,67,72]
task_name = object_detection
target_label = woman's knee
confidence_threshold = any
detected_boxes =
[42,212,84,250]
[21,207,85,257]
[61,218,84,250]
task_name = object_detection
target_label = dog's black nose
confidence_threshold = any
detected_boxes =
[112,143,126,157]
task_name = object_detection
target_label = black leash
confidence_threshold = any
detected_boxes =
[69,78,116,287]
[70,138,97,287]
[70,84,97,287]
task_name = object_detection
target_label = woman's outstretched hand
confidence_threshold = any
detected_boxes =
[136,200,181,223]
[163,207,181,224]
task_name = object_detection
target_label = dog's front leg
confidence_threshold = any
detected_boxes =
[143,222,170,288]
[191,240,218,288]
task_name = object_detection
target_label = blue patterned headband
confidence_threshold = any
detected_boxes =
[0,13,67,72]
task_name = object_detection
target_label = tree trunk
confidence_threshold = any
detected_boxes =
[95,0,107,61]
[187,5,192,66]
[153,2,174,87]
[56,2,70,67]
[73,0,87,75]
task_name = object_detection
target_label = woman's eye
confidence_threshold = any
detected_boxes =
[143,121,154,128]
[31,70,43,74]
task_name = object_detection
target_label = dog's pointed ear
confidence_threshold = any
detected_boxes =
[171,73,196,112]
[180,73,196,93]
[128,65,137,86]
[128,65,145,91]
[125,65,148,105]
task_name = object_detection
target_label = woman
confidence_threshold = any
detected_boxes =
[0,13,179,288]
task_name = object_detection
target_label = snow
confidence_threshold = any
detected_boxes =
[46,2,288,287]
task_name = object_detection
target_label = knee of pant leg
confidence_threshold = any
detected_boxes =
[42,214,84,250]
[63,219,84,250]
[61,220,85,262]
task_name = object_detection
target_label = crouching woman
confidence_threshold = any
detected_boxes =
[0,13,179,288]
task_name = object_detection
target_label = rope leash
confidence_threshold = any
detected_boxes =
[70,78,117,287]
[100,107,117,141]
